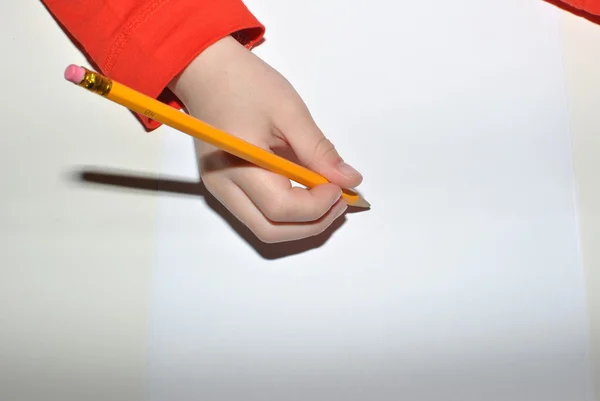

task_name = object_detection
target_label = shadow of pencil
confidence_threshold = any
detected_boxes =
[71,167,352,260]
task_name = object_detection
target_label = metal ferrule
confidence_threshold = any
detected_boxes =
[78,68,112,96]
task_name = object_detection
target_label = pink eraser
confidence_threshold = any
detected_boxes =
[64,64,85,84]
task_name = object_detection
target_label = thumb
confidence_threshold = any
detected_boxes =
[282,119,363,189]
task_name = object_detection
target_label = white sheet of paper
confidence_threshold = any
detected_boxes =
[147,1,594,400]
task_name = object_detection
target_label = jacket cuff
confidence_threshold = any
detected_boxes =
[555,0,600,16]
[103,0,265,130]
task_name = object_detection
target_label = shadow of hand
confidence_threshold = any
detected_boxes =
[72,166,349,260]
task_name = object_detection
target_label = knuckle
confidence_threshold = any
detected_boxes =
[200,177,215,193]
[200,173,233,196]
[200,172,219,189]
[280,96,308,118]
[261,197,289,222]
[311,137,340,164]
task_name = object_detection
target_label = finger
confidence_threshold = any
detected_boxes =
[229,165,343,223]
[216,183,348,243]
[275,113,363,189]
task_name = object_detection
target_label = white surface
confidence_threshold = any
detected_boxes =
[0,3,157,401]
[146,1,594,400]
[1,2,598,401]
[561,9,600,393]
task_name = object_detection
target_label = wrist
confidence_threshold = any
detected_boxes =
[168,35,244,107]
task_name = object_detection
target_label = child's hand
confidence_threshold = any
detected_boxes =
[169,36,363,243]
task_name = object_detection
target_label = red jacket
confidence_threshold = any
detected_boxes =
[42,0,265,130]
[564,0,600,14]
[42,0,599,131]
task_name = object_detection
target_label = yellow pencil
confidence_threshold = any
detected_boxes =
[64,65,369,208]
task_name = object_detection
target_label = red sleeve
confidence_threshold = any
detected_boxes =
[42,0,265,131]
[555,0,600,15]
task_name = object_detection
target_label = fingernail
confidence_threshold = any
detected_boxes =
[338,162,361,178]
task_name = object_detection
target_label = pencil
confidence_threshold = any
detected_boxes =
[63,65,370,208]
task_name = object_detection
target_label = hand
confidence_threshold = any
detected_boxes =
[168,36,363,243]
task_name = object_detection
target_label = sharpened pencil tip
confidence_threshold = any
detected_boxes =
[353,197,371,209]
